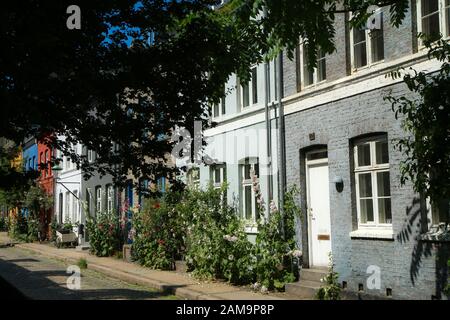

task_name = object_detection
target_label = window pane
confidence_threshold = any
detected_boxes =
[357,143,371,166]
[358,173,373,197]
[317,50,326,81]
[353,28,366,43]
[244,164,251,180]
[213,103,219,117]
[422,14,440,40]
[446,1,450,37]
[242,83,249,108]
[303,49,314,86]
[360,199,374,223]
[370,28,384,62]
[422,0,439,15]
[375,140,389,164]
[245,185,252,219]
[377,171,391,197]
[214,168,221,183]
[354,42,367,68]
[252,68,258,104]
[221,98,226,115]
[378,198,392,224]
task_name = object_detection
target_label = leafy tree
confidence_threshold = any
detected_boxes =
[1,0,410,188]
[386,36,450,205]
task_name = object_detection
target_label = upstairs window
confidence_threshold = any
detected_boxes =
[213,86,226,119]
[351,10,384,70]
[240,66,258,109]
[417,0,450,42]
[354,136,392,227]
[298,46,327,88]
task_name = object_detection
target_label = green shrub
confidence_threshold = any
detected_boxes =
[253,185,302,292]
[132,198,182,270]
[26,217,39,242]
[8,213,27,238]
[86,213,121,257]
[316,253,341,300]
[77,258,88,269]
[0,216,7,231]
[184,185,255,284]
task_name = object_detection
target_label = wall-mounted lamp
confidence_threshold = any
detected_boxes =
[333,176,344,193]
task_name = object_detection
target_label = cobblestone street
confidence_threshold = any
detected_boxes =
[0,244,178,300]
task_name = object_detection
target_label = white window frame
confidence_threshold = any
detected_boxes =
[96,186,102,213]
[211,164,227,189]
[72,190,78,223]
[417,0,450,47]
[299,44,327,89]
[107,185,114,213]
[187,167,200,188]
[87,149,94,163]
[65,191,70,222]
[240,158,259,223]
[354,136,392,229]
[239,66,258,110]
[349,9,385,71]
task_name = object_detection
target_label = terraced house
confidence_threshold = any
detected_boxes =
[195,0,449,299]
[54,139,118,248]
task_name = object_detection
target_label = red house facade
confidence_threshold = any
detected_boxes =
[37,136,54,238]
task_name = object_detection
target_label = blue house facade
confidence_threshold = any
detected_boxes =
[22,137,38,172]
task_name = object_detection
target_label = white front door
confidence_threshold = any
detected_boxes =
[306,155,332,267]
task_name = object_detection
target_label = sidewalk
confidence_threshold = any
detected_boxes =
[0,233,284,300]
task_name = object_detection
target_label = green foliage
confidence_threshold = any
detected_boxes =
[254,186,302,291]
[23,184,53,217]
[385,35,450,204]
[183,185,255,284]
[316,253,341,300]
[50,216,59,243]
[86,213,121,257]
[0,216,7,231]
[77,258,88,270]
[132,197,181,270]
[26,217,39,242]
[132,182,302,291]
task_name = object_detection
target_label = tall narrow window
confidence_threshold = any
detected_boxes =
[211,164,227,189]
[418,0,450,41]
[421,0,440,39]
[354,136,392,227]
[72,190,78,222]
[240,158,259,222]
[351,10,384,70]
[187,168,200,188]
[95,186,102,213]
[44,150,49,177]
[353,27,368,68]
[241,81,250,108]
[251,67,258,104]
[301,46,327,87]
[107,185,114,214]
[65,192,70,222]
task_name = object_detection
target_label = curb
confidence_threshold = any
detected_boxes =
[15,243,284,300]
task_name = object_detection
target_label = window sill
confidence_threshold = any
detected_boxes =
[244,224,258,234]
[349,228,394,240]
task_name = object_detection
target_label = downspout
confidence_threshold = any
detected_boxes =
[278,52,286,238]
[263,8,273,216]
[265,61,272,211]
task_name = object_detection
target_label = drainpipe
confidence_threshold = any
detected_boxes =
[277,52,286,238]
[264,52,273,215]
